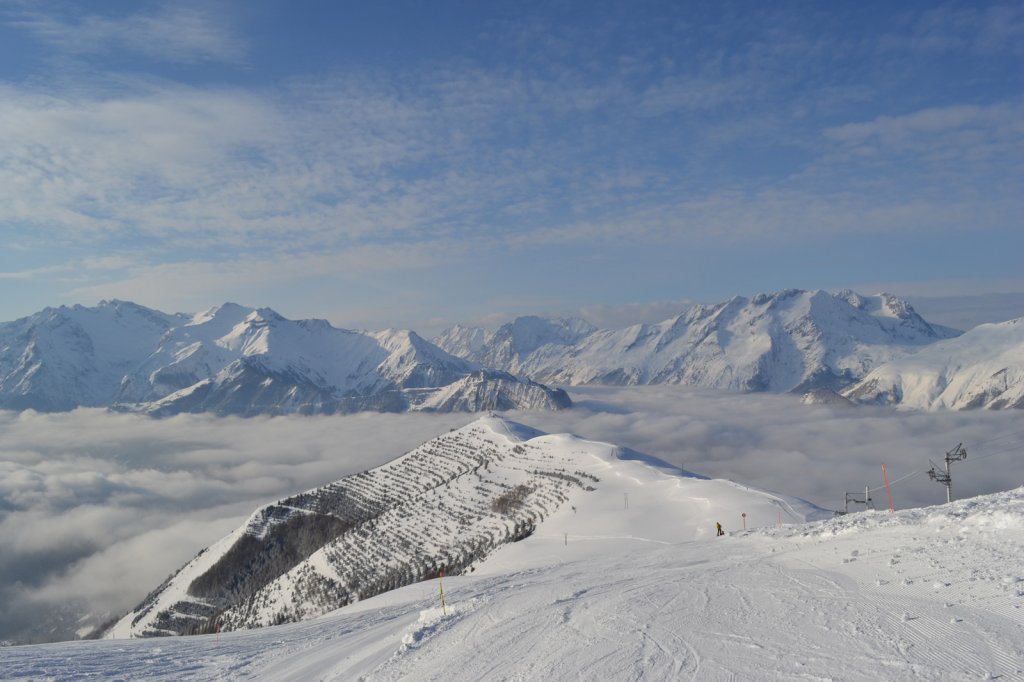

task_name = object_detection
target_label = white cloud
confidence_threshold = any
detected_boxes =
[0,3,1021,331]
[0,264,65,280]
[0,84,283,239]
[1,35,1012,265]
[824,103,1023,150]
[0,72,579,252]
[12,6,247,64]
[635,75,755,117]
[880,4,1024,55]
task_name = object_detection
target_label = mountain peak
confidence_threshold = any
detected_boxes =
[472,414,547,442]
[189,302,252,326]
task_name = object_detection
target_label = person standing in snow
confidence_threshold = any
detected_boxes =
[716,522,724,536]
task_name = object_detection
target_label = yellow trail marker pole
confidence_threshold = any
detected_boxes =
[439,569,447,616]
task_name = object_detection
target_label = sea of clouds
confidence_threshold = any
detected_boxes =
[2,387,1021,644]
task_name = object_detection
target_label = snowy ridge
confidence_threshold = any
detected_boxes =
[844,317,1024,410]
[434,289,959,394]
[432,324,494,359]
[0,302,569,415]
[108,416,827,638]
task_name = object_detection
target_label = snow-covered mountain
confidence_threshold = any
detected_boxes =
[0,302,569,416]
[843,317,1024,410]
[430,323,495,359]
[0,300,185,411]
[440,316,598,371]
[108,416,827,638]
[435,289,960,393]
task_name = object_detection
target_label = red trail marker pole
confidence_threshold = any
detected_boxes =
[741,512,747,530]
[882,464,894,513]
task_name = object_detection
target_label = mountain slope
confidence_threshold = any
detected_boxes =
[0,302,569,416]
[10,483,1023,679]
[843,317,1024,410]
[107,416,827,638]
[0,300,184,411]
[441,316,598,371]
[435,289,959,394]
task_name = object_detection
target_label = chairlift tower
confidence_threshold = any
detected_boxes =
[843,488,872,514]
[927,443,967,503]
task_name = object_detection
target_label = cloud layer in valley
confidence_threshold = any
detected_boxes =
[0,409,469,643]
[2,388,1022,643]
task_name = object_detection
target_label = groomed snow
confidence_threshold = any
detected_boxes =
[3,419,1022,680]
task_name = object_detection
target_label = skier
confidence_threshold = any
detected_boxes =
[716,521,724,536]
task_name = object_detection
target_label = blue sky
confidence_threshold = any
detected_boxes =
[0,0,1021,333]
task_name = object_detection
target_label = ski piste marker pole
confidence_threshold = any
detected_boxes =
[882,463,894,512]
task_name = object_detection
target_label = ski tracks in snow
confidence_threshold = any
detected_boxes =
[3,497,1023,680]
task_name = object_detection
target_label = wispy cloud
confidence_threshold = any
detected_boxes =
[824,102,1024,157]
[0,14,1016,258]
[0,264,65,280]
[0,72,585,252]
[634,75,755,117]
[11,5,247,64]
[880,3,1024,54]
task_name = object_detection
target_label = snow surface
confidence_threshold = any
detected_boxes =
[4,417,1021,680]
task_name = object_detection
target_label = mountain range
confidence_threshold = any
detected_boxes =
[3,289,1022,416]
[435,289,961,394]
[0,301,569,416]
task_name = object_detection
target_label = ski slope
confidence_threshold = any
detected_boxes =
[2,420,1022,680]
